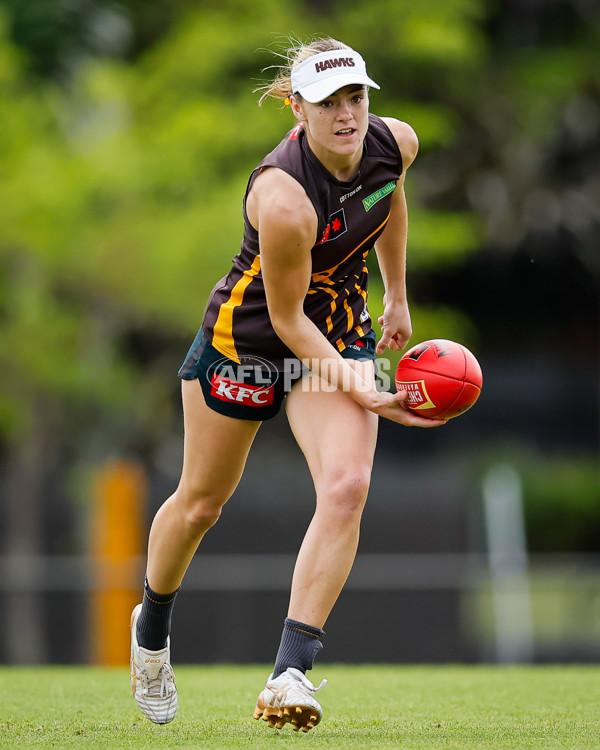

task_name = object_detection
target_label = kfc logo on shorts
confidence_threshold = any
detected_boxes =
[210,374,275,406]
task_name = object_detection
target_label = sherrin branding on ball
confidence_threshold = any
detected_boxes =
[395,339,483,420]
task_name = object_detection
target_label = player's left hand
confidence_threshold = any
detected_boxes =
[376,296,412,354]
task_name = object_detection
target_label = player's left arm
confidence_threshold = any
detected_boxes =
[374,118,419,354]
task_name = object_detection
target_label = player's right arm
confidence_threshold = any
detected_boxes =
[246,167,445,427]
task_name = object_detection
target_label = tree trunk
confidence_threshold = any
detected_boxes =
[2,399,61,664]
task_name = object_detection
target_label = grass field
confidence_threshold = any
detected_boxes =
[0,664,599,749]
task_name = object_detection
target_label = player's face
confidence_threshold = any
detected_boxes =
[293,85,370,175]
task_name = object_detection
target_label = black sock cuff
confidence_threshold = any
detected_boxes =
[284,617,325,639]
[144,577,180,605]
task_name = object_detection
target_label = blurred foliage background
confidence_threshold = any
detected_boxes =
[0,0,598,657]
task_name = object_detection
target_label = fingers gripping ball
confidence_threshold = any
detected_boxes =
[395,339,483,420]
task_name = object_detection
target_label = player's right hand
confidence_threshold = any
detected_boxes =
[367,389,447,427]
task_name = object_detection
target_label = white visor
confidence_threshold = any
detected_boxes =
[290,48,380,104]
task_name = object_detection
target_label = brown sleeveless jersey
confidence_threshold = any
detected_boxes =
[202,113,403,367]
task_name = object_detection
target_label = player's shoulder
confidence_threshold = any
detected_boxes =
[248,166,316,235]
[379,117,419,169]
[252,167,309,205]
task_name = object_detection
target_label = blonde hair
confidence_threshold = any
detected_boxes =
[256,37,351,106]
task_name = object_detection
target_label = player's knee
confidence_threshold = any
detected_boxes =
[183,500,222,534]
[321,470,371,521]
[176,486,225,534]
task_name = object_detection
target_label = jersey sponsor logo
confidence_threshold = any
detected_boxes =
[316,208,347,245]
[315,57,356,73]
[362,180,396,211]
[210,374,275,406]
[340,184,362,203]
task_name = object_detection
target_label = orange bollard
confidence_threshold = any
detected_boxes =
[90,459,146,665]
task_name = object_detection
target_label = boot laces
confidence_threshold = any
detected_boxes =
[140,663,175,698]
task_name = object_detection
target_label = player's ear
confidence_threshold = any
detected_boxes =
[289,94,305,123]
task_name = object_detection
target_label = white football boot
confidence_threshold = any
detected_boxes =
[130,603,178,724]
[254,667,327,732]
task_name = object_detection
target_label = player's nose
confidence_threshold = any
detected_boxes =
[337,101,352,118]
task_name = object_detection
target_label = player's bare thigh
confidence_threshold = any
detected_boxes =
[178,379,261,504]
[285,360,378,486]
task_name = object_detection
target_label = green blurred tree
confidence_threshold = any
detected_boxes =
[0,0,597,666]
[0,0,597,555]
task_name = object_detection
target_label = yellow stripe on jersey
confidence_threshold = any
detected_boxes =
[354,283,367,306]
[313,213,389,336]
[343,298,354,332]
[212,255,262,363]
[320,287,338,334]
[309,214,388,337]
[311,212,391,285]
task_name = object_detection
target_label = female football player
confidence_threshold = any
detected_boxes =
[129,36,445,730]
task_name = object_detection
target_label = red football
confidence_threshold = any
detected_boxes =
[395,339,483,419]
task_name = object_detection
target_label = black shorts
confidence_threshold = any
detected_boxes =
[178,329,376,421]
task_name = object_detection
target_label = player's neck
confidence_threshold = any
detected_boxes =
[306,135,363,182]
